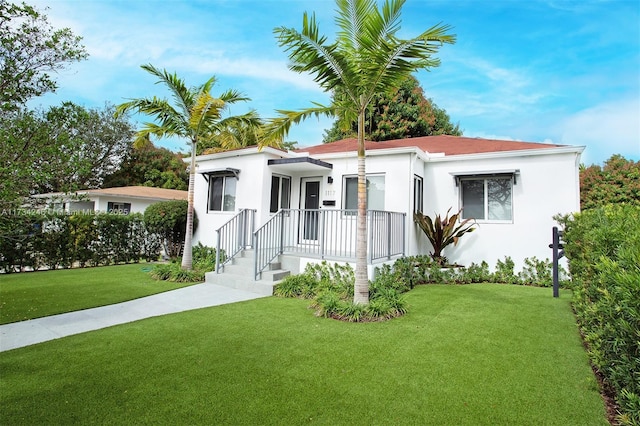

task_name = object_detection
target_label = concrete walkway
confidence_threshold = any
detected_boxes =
[0,283,268,352]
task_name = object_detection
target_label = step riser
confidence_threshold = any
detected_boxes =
[205,248,291,296]
[205,272,275,296]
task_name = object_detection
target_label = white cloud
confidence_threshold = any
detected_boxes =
[557,98,640,164]
[164,54,324,92]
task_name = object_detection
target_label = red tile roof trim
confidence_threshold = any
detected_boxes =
[296,135,565,156]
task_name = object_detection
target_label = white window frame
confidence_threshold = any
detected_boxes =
[107,202,131,214]
[269,174,291,213]
[207,175,237,212]
[413,175,423,214]
[343,174,385,213]
[459,175,513,223]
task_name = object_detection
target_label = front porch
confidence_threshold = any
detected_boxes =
[209,208,406,292]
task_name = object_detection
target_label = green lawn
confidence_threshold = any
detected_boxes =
[0,284,607,425]
[0,264,195,324]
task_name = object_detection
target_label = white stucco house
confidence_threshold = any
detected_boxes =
[191,135,583,281]
[33,186,188,214]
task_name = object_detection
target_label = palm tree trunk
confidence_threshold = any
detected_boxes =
[181,141,196,270]
[354,102,369,304]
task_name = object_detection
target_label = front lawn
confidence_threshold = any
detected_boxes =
[0,264,195,324]
[0,284,607,425]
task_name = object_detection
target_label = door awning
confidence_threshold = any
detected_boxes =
[268,157,333,173]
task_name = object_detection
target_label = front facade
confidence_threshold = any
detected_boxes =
[192,135,583,276]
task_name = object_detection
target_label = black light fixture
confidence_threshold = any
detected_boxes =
[327,176,334,184]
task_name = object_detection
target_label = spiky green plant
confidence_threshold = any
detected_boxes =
[414,208,476,266]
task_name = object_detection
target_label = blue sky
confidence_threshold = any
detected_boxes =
[30,0,639,165]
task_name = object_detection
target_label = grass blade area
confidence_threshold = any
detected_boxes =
[0,284,607,425]
[0,264,195,324]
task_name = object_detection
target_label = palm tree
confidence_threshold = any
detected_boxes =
[270,0,455,303]
[116,64,268,270]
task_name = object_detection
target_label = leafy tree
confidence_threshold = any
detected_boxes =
[0,0,87,111]
[323,76,461,142]
[116,64,275,270]
[103,141,188,190]
[40,102,133,192]
[0,108,58,207]
[144,200,197,259]
[0,103,133,208]
[580,154,639,210]
[270,0,454,304]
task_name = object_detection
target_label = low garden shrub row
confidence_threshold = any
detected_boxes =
[559,204,640,425]
[391,255,567,288]
[274,255,563,322]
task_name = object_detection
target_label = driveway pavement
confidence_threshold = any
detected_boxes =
[0,283,268,352]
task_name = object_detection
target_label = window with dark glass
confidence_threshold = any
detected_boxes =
[343,175,385,211]
[414,175,423,214]
[269,175,291,213]
[107,202,131,214]
[208,175,237,212]
[461,177,512,221]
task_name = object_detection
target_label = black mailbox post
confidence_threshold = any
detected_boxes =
[549,226,565,298]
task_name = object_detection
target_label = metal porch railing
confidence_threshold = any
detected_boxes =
[253,209,405,280]
[215,208,256,273]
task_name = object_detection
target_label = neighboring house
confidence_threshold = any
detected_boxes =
[191,135,583,280]
[33,186,188,215]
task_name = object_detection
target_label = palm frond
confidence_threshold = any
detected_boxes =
[216,89,251,105]
[360,22,455,102]
[263,102,337,142]
[189,93,224,136]
[335,0,376,54]
[275,15,358,100]
[140,64,195,117]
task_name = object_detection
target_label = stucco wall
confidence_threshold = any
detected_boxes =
[193,150,274,247]
[421,149,581,270]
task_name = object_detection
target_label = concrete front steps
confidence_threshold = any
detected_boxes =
[204,250,290,296]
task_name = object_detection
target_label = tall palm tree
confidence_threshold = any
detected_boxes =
[270,0,455,303]
[116,64,267,270]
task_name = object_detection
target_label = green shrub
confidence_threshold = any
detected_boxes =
[413,208,476,266]
[192,243,224,272]
[560,204,640,424]
[492,256,520,284]
[0,210,159,272]
[458,261,492,284]
[149,263,175,281]
[274,273,318,299]
[518,256,553,287]
[147,244,220,283]
[312,291,342,318]
[144,200,197,259]
[275,261,408,322]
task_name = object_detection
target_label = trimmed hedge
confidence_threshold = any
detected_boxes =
[560,204,640,425]
[0,211,161,273]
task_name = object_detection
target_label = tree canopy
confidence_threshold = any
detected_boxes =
[0,103,133,205]
[580,154,639,210]
[0,0,87,111]
[323,76,461,142]
[103,141,188,190]
[272,0,454,304]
